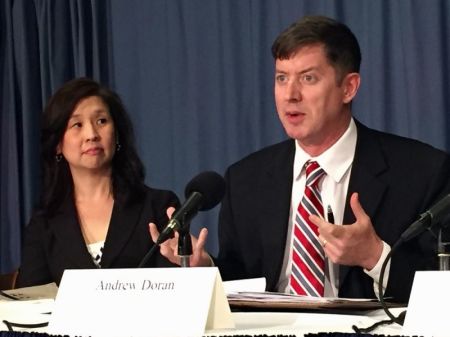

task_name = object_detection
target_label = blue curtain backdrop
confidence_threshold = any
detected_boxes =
[1,0,449,273]
[0,0,111,273]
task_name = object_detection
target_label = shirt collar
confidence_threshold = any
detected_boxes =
[294,118,357,183]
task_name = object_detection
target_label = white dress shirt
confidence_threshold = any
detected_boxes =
[276,118,390,298]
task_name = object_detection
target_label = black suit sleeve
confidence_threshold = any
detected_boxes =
[386,153,450,302]
[340,124,450,303]
[214,168,249,282]
[16,187,180,288]
[15,214,53,288]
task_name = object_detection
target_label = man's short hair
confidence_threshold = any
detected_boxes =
[271,15,361,82]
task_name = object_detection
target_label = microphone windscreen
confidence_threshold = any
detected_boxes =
[184,171,226,211]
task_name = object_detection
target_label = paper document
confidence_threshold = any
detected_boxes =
[227,291,402,311]
[0,284,57,333]
[222,277,266,294]
[0,283,58,301]
[228,291,330,303]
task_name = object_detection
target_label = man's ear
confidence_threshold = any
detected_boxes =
[342,72,360,104]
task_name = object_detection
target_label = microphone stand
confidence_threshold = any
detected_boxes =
[178,214,193,268]
[137,213,193,268]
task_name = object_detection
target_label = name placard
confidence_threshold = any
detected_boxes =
[48,267,234,337]
[403,271,450,337]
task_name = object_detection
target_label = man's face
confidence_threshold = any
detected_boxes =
[274,44,358,154]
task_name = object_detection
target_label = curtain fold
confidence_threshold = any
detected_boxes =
[109,0,450,254]
[1,0,27,273]
[1,0,449,270]
[0,0,111,273]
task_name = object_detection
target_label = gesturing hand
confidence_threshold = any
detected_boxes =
[148,207,212,267]
[309,192,383,270]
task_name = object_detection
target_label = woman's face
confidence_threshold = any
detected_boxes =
[57,96,116,175]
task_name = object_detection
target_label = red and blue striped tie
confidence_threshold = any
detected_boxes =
[289,160,325,297]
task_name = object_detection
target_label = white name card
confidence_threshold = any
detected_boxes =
[48,267,234,337]
[403,271,450,337]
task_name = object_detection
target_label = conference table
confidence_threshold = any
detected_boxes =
[0,308,405,337]
[206,309,405,336]
[0,283,406,337]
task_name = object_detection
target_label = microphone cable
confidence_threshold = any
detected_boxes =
[351,193,450,333]
[137,242,160,268]
[352,240,406,333]
[377,241,407,326]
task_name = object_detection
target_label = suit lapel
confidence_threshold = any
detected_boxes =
[100,199,144,268]
[49,195,96,268]
[339,122,389,286]
[259,140,296,289]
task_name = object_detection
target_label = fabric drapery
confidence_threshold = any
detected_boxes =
[1,0,449,273]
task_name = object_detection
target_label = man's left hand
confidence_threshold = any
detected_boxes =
[309,192,383,270]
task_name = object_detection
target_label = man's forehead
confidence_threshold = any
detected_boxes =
[275,47,330,71]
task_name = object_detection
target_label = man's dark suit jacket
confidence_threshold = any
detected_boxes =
[16,186,178,288]
[216,120,450,303]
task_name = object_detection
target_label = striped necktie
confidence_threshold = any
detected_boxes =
[289,160,326,296]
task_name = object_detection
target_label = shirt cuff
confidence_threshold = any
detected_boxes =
[363,241,391,298]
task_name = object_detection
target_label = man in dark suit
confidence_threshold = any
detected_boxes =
[152,15,450,303]
[213,15,450,304]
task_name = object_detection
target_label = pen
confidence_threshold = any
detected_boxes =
[327,205,335,224]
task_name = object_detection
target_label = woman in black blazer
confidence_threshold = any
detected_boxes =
[16,78,178,288]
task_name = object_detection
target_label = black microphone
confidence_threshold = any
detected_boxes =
[155,171,226,245]
[138,171,225,268]
[400,194,450,242]
[355,194,450,333]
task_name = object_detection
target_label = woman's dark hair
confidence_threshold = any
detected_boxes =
[39,77,145,215]
[271,15,361,83]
